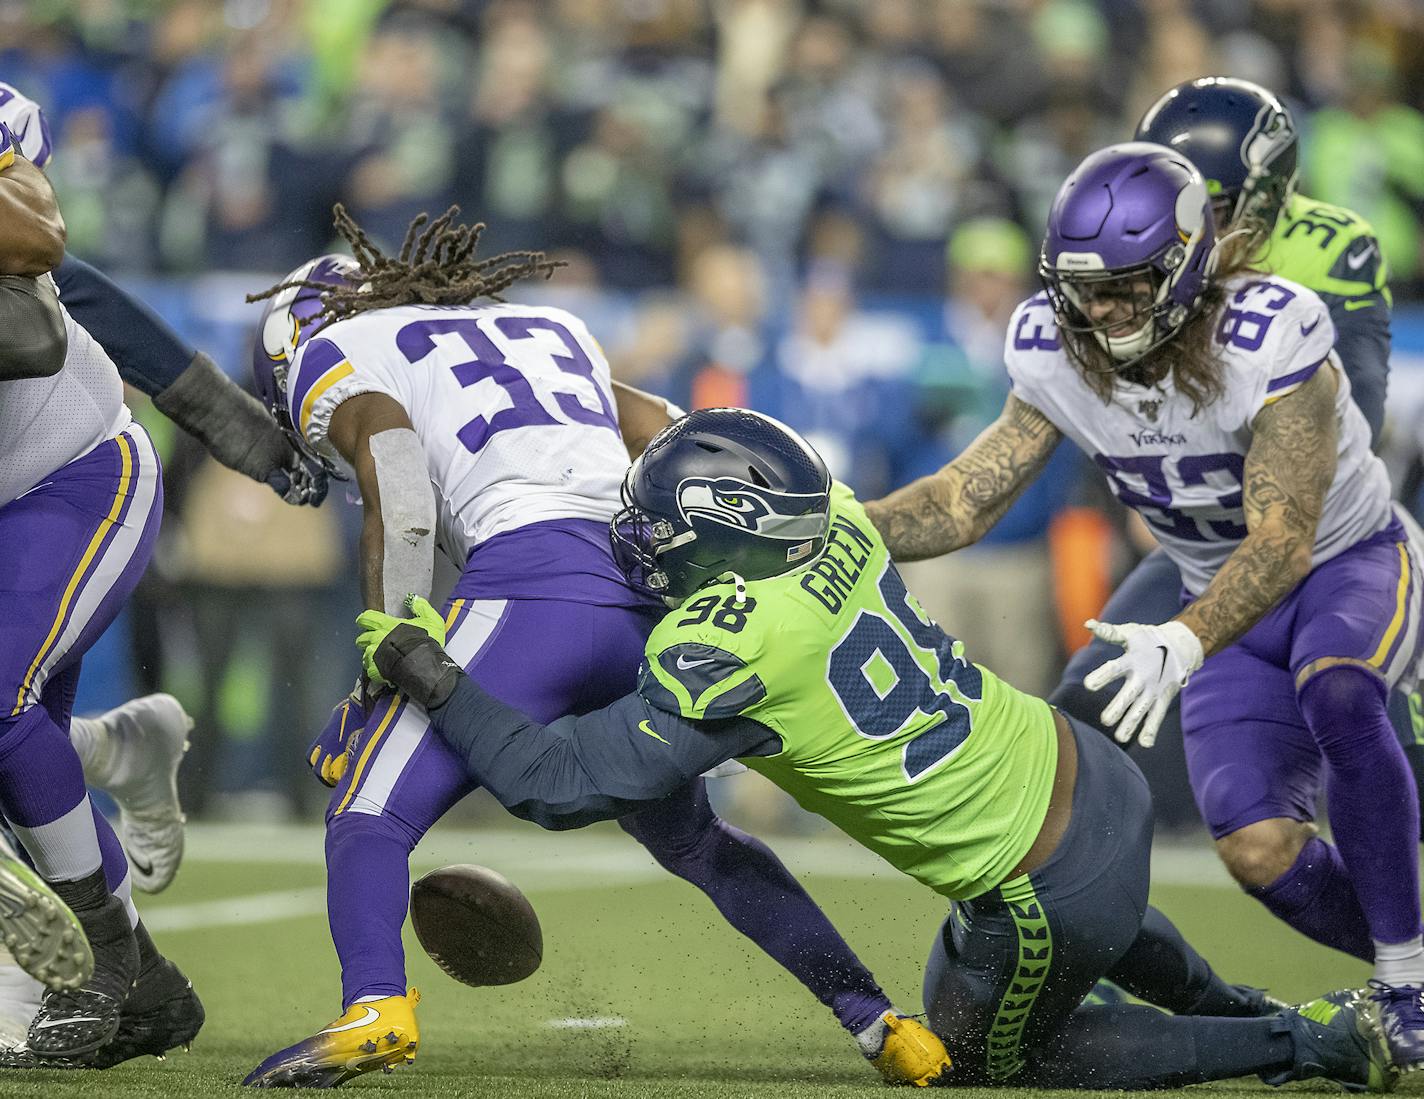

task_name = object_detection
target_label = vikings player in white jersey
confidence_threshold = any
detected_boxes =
[241,205,950,1088]
[865,143,1424,1071]
[0,79,326,906]
[0,111,206,1064]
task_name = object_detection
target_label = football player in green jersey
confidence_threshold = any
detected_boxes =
[355,409,1394,1090]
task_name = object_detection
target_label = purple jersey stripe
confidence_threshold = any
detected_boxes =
[1265,355,1327,394]
[287,337,347,421]
[31,112,51,168]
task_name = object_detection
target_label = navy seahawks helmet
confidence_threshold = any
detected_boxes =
[1136,77,1297,232]
[610,408,832,602]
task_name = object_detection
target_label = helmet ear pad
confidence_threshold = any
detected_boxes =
[611,409,832,602]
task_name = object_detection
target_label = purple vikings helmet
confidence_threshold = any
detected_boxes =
[1039,142,1215,371]
[251,254,360,469]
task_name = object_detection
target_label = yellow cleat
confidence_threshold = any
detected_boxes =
[866,1012,953,1087]
[242,987,420,1088]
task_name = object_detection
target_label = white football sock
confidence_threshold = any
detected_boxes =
[1375,936,1424,986]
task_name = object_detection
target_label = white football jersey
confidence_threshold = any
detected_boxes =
[0,81,52,166]
[1005,274,1392,595]
[288,302,628,562]
[0,283,128,507]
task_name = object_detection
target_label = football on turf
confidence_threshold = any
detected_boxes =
[410,864,543,987]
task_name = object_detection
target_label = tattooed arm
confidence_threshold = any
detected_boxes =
[864,394,1062,561]
[1174,367,1338,657]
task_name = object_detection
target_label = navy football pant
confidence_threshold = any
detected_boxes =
[923,716,1294,1088]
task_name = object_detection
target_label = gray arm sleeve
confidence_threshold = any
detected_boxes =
[0,274,65,380]
[369,427,436,615]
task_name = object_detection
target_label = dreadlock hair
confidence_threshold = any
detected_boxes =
[246,203,564,331]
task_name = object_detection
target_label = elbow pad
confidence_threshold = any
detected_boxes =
[154,351,298,482]
[370,428,436,616]
[0,274,65,379]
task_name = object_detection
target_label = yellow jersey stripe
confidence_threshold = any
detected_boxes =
[12,435,134,716]
[298,361,354,435]
[1262,384,1303,406]
[1369,544,1412,667]
[335,692,405,815]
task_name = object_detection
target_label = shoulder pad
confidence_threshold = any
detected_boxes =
[1326,235,1386,293]
[289,336,353,436]
[638,642,768,720]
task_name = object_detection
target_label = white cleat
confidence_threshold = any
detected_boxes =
[0,944,44,1049]
[0,860,92,992]
[94,694,192,894]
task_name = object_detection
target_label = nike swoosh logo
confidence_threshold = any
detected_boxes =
[638,720,670,745]
[11,119,28,143]
[34,1016,102,1030]
[320,1007,380,1034]
[1299,317,1321,337]
[675,654,715,671]
[130,855,154,877]
[1346,243,1376,270]
[1344,299,1377,312]
[1155,645,1169,678]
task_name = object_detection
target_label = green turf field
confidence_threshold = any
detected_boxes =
[0,821,1386,1097]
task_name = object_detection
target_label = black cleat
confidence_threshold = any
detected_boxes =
[88,957,203,1068]
[0,1045,84,1070]
[26,895,137,1060]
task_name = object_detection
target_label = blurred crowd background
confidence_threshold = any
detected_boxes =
[12,0,1424,829]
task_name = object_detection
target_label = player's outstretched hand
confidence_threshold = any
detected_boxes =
[1082,619,1204,748]
[355,596,460,710]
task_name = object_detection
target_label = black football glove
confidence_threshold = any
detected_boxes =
[355,596,463,711]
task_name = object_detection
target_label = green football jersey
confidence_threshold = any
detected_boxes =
[637,482,1059,900]
[1261,192,1390,307]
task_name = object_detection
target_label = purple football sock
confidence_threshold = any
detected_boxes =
[1299,668,1423,947]
[621,780,892,1034]
[325,812,415,1007]
[0,705,91,829]
[1249,836,1373,960]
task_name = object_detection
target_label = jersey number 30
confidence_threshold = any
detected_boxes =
[828,566,982,782]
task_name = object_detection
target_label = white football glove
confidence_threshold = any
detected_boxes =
[1082,619,1204,748]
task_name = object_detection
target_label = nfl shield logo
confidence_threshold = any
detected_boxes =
[1138,399,1161,422]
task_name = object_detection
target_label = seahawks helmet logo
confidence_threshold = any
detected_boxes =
[677,477,828,541]
[1240,104,1295,174]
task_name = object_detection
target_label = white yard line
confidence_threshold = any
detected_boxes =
[142,823,1237,934]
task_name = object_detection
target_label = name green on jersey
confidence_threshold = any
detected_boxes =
[1262,192,1390,308]
[637,482,1059,900]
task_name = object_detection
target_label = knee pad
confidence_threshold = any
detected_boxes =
[326,807,421,854]
[1297,665,1387,731]
[1194,761,1278,841]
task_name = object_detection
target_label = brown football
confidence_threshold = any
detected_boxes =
[410,864,543,987]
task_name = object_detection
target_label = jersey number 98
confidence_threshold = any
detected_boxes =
[827,566,982,781]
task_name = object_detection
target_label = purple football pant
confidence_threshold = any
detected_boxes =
[1182,515,1424,951]
[324,593,890,1028]
[0,423,160,901]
